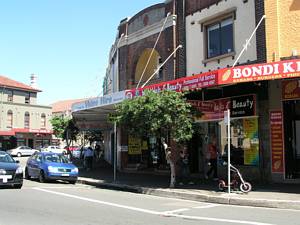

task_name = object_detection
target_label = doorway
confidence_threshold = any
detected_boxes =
[283,100,300,179]
[28,139,34,148]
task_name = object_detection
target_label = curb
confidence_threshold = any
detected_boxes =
[77,178,300,210]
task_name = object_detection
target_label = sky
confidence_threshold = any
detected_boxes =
[0,0,161,105]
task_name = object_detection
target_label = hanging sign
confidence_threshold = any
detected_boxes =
[282,79,300,100]
[270,110,285,173]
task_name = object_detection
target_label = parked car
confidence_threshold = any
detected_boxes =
[0,151,23,188]
[42,146,67,154]
[25,152,78,184]
[7,146,39,157]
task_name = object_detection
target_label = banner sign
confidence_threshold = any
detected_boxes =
[125,71,218,99]
[189,95,255,121]
[230,95,256,118]
[270,110,285,173]
[243,118,259,165]
[219,59,300,85]
[128,136,142,155]
[282,79,300,100]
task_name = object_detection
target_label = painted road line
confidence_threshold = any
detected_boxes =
[34,187,275,225]
[193,204,217,209]
[162,208,190,214]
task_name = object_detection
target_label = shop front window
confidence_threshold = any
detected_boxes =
[220,117,259,166]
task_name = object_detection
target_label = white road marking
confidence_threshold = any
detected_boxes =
[193,204,217,209]
[162,208,190,214]
[34,187,275,225]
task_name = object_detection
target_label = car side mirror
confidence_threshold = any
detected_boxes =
[15,160,20,163]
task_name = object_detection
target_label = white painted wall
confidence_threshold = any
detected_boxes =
[186,0,257,76]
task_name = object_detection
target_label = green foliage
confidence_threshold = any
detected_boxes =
[85,130,103,144]
[63,119,79,145]
[50,116,69,139]
[110,90,194,143]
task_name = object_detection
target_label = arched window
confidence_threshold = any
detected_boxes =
[135,49,162,85]
[24,112,30,129]
[41,113,46,129]
[7,110,13,128]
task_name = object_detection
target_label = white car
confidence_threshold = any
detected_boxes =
[42,146,66,154]
[7,146,39,157]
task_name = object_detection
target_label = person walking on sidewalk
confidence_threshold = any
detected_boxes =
[177,148,193,185]
[84,147,94,171]
[162,138,176,188]
[206,136,218,180]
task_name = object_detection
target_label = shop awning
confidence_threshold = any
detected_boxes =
[72,91,126,130]
[72,59,300,129]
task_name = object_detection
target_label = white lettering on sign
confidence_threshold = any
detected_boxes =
[232,61,300,79]
[232,99,254,109]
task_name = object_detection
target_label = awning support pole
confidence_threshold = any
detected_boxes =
[113,121,117,182]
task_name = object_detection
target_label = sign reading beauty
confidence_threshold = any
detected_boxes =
[219,59,300,85]
[125,71,217,99]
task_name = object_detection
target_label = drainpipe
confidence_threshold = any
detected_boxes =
[172,0,177,80]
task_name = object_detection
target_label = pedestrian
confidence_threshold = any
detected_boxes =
[94,144,101,162]
[177,147,193,185]
[205,136,218,180]
[161,138,176,188]
[84,146,94,171]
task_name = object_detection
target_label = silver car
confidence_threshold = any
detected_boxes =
[7,146,39,157]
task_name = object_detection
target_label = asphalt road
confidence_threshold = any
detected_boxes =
[0,156,299,225]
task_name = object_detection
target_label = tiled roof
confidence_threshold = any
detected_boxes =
[51,99,87,113]
[0,75,41,92]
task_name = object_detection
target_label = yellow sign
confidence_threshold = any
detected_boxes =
[128,136,141,155]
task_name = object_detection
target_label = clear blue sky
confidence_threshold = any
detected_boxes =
[0,0,161,105]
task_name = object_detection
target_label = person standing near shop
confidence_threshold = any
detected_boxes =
[84,146,94,171]
[161,138,176,188]
[205,136,218,180]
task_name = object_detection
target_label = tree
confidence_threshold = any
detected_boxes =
[110,90,194,142]
[63,119,79,147]
[109,90,195,188]
[50,116,69,139]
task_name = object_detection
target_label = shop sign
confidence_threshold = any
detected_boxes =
[72,91,126,112]
[243,118,259,166]
[219,59,300,85]
[230,95,256,118]
[128,136,141,155]
[270,110,285,173]
[125,71,217,99]
[282,79,300,100]
[189,95,255,121]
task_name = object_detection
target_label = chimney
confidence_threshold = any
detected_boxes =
[30,74,38,89]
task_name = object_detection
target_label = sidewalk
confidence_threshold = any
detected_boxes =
[74,159,300,210]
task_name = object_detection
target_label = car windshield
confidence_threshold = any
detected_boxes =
[44,154,70,163]
[0,153,15,163]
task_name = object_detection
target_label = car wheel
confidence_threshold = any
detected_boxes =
[39,170,46,183]
[14,184,22,189]
[69,180,77,185]
[17,152,22,157]
[25,168,31,180]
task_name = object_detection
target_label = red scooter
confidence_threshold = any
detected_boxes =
[218,164,252,193]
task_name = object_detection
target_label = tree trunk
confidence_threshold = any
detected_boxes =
[169,161,176,188]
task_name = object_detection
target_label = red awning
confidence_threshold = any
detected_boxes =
[126,59,300,98]
[0,131,15,136]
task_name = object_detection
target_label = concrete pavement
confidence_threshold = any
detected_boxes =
[75,159,300,210]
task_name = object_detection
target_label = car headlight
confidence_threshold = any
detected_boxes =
[71,167,78,173]
[48,166,58,173]
[16,167,23,174]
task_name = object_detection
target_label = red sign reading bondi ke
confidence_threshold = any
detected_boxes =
[218,59,300,85]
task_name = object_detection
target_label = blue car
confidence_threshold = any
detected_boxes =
[25,152,78,184]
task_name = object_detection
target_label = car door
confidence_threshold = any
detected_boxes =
[30,154,42,177]
[27,154,37,177]
[24,147,31,156]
